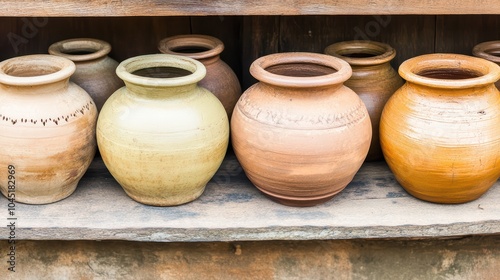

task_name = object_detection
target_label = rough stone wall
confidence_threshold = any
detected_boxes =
[2,235,499,280]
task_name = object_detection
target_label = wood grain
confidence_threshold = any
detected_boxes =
[0,153,498,242]
[1,1,500,16]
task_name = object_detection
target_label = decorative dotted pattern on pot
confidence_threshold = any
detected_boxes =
[0,100,94,126]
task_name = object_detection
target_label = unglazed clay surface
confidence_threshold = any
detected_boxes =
[0,54,97,204]
[231,52,372,206]
[158,34,241,120]
[325,40,404,161]
[49,38,124,112]
[97,54,229,206]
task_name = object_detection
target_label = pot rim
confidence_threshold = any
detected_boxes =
[116,54,206,87]
[398,53,500,89]
[249,52,352,88]
[472,40,500,64]
[324,40,396,66]
[48,38,112,62]
[158,34,224,60]
[0,54,75,86]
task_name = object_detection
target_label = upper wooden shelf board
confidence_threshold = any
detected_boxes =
[2,0,500,16]
[0,154,498,242]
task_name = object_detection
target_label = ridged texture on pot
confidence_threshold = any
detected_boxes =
[231,52,372,207]
[380,53,500,203]
[472,40,500,90]
[325,40,404,161]
[158,34,241,120]
[0,54,97,204]
[97,54,229,206]
[49,38,124,112]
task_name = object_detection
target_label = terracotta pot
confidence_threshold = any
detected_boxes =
[231,52,372,207]
[49,38,124,112]
[325,40,404,161]
[0,54,97,204]
[158,34,241,120]
[380,53,500,203]
[97,54,229,206]
[472,40,500,90]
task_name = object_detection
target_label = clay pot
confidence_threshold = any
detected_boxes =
[472,41,500,89]
[158,34,241,119]
[380,53,500,203]
[49,38,124,112]
[97,54,229,206]
[0,54,97,204]
[231,52,372,207]
[325,40,404,161]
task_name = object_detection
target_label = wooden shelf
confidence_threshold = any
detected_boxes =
[1,153,498,242]
[2,0,500,16]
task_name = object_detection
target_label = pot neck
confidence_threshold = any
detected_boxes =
[116,54,206,99]
[399,53,500,91]
[158,34,224,66]
[0,54,75,95]
[48,38,111,63]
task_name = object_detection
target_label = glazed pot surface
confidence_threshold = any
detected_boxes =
[380,53,500,203]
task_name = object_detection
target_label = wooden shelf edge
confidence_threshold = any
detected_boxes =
[16,221,500,242]
[1,154,499,242]
[2,1,500,16]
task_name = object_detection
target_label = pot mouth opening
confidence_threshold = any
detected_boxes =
[158,35,224,60]
[116,54,205,87]
[0,54,75,86]
[473,41,500,63]
[132,66,193,78]
[399,53,500,89]
[416,68,482,80]
[324,40,395,65]
[48,38,111,62]
[265,62,337,77]
[250,52,351,88]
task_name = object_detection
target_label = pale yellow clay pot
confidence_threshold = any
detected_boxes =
[380,53,500,203]
[97,54,229,206]
[0,54,97,204]
[49,38,124,112]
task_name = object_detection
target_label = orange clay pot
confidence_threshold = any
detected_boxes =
[472,40,500,90]
[0,55,97,204]
[158,35,241,120]
[325,40,404,161]
[231,52,372,207]
[380,53,500,203]
[49,38,124,112]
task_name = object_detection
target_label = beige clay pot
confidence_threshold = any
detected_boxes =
[380,53,500,203]
[325,40,404,161]
[97,54,229,206]
[0,54,97,204]
[158,35,241,120]
[49,38,124,112]
[231,52,372,207]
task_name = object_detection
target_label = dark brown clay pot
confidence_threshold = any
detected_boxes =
[49,38,124,112]
[158,34,241,120]
[325,40,404,161]
[472,40,500,90]
[231,52,372,207]
[380,53,500,204]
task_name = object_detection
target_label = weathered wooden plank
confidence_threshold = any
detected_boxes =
[435,15,500,55]
[1,1,500,16]
[279,15,435,70]
[0,17,191,62]
[0,154,498,242]
[241,16,280,89]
